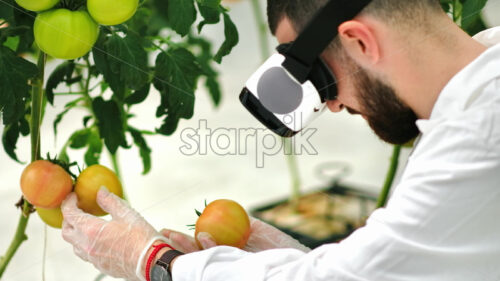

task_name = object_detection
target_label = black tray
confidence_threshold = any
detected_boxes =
[250,183,377,249]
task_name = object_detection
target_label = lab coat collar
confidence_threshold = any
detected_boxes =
[416,27,500,134]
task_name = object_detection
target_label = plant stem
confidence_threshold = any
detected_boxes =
[110,151,122,180]
[283,138,301,209]
[53,92,86,96]
[376,145,401,208]
[31,52,46,162]
[0,51,46,278]
[0,201,31,277]
[109,151,128,201]
[250,0,270,60]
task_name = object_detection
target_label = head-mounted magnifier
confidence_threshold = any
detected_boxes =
[240,0,372,137]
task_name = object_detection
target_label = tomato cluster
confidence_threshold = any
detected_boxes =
[20,161,123,228]
[15,0,139,60]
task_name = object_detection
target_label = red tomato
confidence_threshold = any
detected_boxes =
[20,160,73,208]
[195,199,251,249]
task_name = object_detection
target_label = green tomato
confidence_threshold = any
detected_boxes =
[34,9,99,60]
[15,0,59,12]
[87,0,139,26]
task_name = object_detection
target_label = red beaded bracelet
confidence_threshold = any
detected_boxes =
[145,243,175,281]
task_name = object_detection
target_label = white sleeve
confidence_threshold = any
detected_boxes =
[171,242,370,281]
[173,95,500,281]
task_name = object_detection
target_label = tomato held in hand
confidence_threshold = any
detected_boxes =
[74,165,123,216]
[87,0,139,26]
[15,0,59,12]
[195,199,251,249]
[34,9,99,60]
[37,207,64,229]
[20,160,73,208]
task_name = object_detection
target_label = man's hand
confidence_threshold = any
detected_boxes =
[161,217,310,253]
[61,187,163,281]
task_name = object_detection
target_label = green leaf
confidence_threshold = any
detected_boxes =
[198,0,221,8]
[53,107,70,138]
[0,0,14,23]
[93,32,149,101]
[196,1,221,33]
[205,76,221,106]
[68,128,91,149]
[0,0,35,55]
[153,48,202,135]
[195,209,202,216]
[3,36,20,51]
[188,35,222,107]
[2,122,23,163]
[83,115,92,127]
[92,97,127,154]
[19,115,29,136]
[129,127,152,174]
[167,0,197,37]
[107,33,149,91]
[463,16,487,36]
[12,7,35,54]
[214,12,239,63]
[45,61,76,105]
[0,45,38,125]
[125,83,151,105]
[84,130,102,166]
[127,7,153,36]
[461,0,488,33]
[440,0,452,13]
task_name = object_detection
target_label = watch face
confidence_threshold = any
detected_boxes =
[151,264,172,281]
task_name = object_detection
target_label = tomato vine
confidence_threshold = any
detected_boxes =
[0,0,239,277]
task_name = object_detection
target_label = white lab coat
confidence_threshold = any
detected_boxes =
[172,27,500,281]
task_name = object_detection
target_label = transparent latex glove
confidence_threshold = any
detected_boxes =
[244,217,310,252]
[61,187,162,281]
[161,217,310,253]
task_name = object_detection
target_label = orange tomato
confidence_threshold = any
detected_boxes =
[74,165,123,216]
[195,199,251,249]
[20,160,73,208]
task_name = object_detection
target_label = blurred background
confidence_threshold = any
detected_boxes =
[1,0,499,280]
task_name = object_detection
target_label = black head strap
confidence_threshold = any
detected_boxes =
[282,0,372,83]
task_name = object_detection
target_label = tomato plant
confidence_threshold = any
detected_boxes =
[195,199,251,249]
[20,160,73,208]
[34,9,99,60]
[14,0,59,12]
[87,0,139,26]
[0,0,240,276]
[74,164,123,216]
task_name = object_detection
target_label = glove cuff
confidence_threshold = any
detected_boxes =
[135,236,170,281]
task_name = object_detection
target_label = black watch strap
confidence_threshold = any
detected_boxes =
[156,249,184,274]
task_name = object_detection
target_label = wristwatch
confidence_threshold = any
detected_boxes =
[151,249,184,281]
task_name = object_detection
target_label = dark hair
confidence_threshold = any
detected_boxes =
[267,0,443,35]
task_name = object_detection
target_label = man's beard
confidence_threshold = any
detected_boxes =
[353,67,420,145]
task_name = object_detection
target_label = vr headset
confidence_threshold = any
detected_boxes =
[239,0,372,137]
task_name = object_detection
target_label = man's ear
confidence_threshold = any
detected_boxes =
[338,20,380,67]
